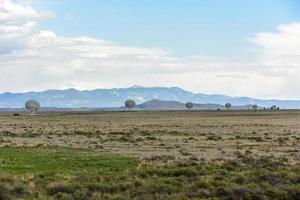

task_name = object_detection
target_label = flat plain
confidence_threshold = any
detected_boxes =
[0,110,299,199]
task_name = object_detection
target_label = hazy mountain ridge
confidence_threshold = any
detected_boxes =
[0,86,299,109]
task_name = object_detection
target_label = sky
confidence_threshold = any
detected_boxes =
[1,0,300,99]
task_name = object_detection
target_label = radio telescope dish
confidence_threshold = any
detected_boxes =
[225,103,232,109]
[185,102,194,110]
[25,100,40,115]
[271,105,277,110]
[125,99,136,110]
[252,104,258,111]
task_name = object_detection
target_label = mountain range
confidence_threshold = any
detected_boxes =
[0,86,299,109]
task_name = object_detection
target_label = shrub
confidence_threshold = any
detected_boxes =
[0,183,11,200]
[46,183,78,195]
[11,184,26,197]
[195,179,210,189]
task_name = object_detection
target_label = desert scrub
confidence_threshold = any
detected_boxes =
[206,135,222,141]
[0,148,298,199]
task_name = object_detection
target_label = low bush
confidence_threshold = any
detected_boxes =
[0,147,298,199]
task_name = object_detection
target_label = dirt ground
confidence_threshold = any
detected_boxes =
[0,110,299,163]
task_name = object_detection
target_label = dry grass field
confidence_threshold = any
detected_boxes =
[0,110,299,199]
[0,110,299,162]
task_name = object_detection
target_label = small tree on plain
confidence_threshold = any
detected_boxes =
[185,102,194,110]
[125,99,136,110]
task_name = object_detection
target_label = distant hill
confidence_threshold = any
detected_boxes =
[137,99,185,110]
[0,86,299,109]
[135,99,254,110]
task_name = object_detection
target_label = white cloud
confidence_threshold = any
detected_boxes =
[249,22,300,75]
[0,0,299,99]
[0,0,53,25]
[250,22,300,56]
[247,22,300,99]
[0,0,54,53]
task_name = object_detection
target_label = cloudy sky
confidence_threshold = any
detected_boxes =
[1,0,300,99]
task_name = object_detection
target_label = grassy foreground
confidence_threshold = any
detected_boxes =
[0,147,137,175]
[0,147,299,200]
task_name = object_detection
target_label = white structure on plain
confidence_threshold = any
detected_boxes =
[225,103,232,109]
[185,102,194,110]
[125,99,136,110]
[252,104,258,111]
[271,105,277,110]
[25,100,40,115]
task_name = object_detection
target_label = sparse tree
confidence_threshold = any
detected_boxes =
[185,102,194,110]
[252,104,258,111]
[125,99,136,110]
[225,103,232,109]
[25,100,40,115]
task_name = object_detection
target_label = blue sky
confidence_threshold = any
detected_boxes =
[33,0,300,57]
[1,0,300,99]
